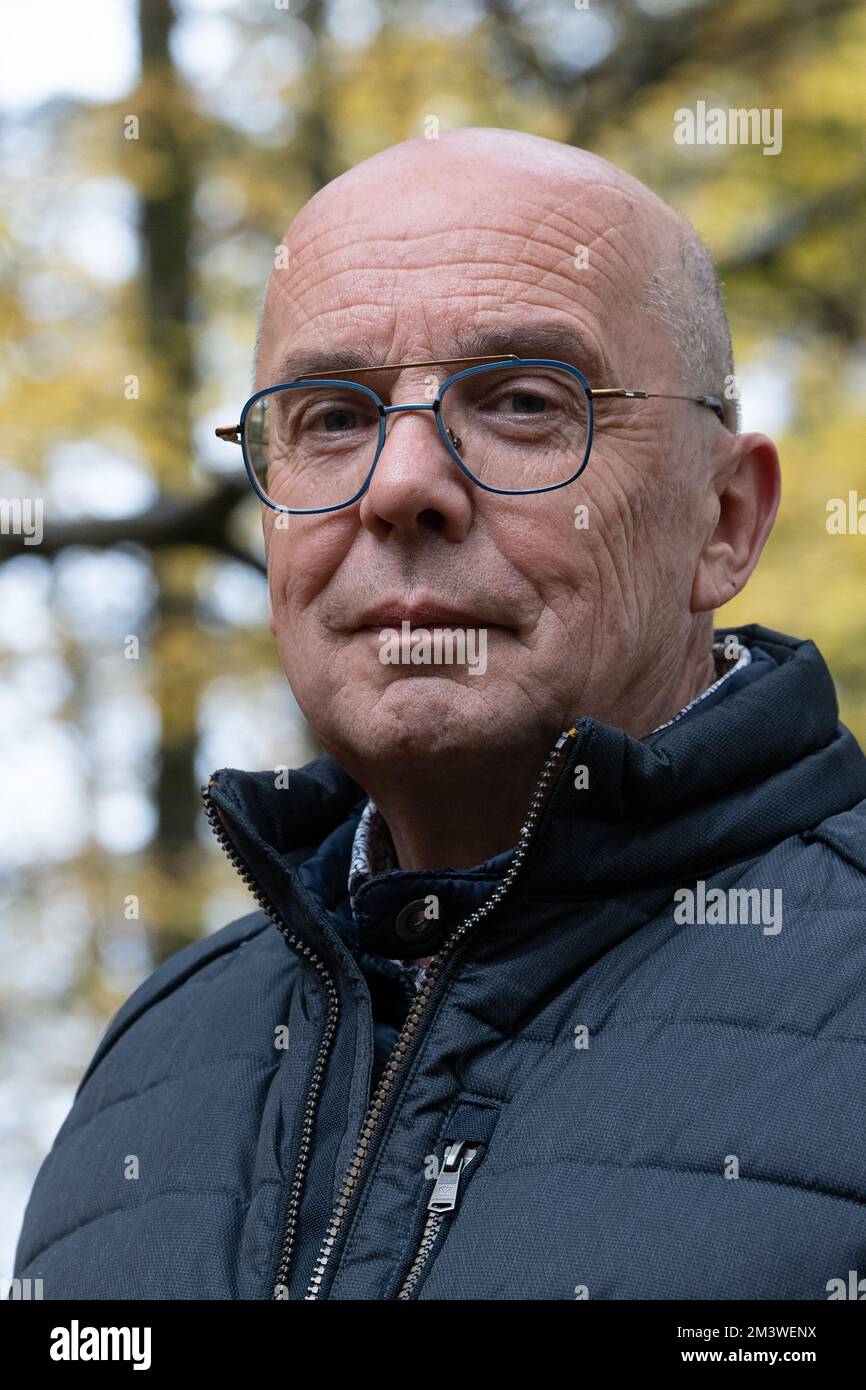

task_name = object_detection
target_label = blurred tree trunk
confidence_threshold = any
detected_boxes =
[294,0,338,193]
[138,0,202,962]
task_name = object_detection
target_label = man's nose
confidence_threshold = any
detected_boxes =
[358,402,475,541]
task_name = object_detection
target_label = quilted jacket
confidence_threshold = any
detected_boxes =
[13,624,866,1299]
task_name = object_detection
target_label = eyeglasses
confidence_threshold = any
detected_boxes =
[215,354,726,515]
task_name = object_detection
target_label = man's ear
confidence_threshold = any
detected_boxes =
[691,432,781,612]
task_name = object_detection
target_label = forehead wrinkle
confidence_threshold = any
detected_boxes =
[284,189,653,305]
[263,269,619,385]
[264,196,663,386]
[277,168,654,288]
[284,133,675,274]
[490,173,668,304]
[556,200,660,300]
[276,231,617,317]
[539,213,673,379]
[283,166,648,266]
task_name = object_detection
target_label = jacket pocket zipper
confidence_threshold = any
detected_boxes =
[397,1140,481,1300]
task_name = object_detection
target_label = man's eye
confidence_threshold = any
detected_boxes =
[483,389,552,416]
[298,401,375,433]
[322,408,358,431]
[508,391,547,414]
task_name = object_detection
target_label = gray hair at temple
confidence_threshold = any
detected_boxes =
[251,291,267,392]
[643,215,741,432]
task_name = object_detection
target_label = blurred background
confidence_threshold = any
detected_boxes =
[1,0,865,1276]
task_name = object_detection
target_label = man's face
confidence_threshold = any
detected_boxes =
[257,136,722,781]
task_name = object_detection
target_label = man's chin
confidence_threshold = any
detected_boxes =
[320,672,500,775]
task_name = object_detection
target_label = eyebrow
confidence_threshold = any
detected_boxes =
[268,321,606,387]
[452,323,606,378]
[271,345,378,384]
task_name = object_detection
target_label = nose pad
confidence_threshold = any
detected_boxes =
[446,426,463,453]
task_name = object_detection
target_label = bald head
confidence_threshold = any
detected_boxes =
[255,127,736,426]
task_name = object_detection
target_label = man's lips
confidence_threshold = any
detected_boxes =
[354,603,506,631]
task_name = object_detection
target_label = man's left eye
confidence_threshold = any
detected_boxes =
[509,391,547,414]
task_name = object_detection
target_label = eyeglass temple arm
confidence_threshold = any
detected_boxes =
[297,353,518,378]
[589,388,726,424]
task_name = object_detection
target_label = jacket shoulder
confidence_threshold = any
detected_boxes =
[804,796,866,878]
[75,909,272,1097]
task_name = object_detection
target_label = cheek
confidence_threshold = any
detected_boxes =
[488,498,602,638]
[503,469,636,586]
[510,450,670,640]
[266,517,354,622]
[579,441,673,565]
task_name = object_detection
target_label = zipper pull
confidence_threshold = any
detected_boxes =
[398,1126,494,1298]
[427,1140,478,1214]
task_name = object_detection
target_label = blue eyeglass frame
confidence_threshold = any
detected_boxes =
[217,352,725,515]
[228,357,594,515]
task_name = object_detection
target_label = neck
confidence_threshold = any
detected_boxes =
[374,743,552,871]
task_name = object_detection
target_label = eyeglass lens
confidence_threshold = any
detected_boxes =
[243,363,589,510]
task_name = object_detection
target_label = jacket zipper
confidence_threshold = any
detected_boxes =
[201,780,341,1299]
[305,723,578,1299]
[203,723,576,1301]
[396,1140,480,1300]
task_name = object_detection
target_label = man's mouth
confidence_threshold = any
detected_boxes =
[354,602,496,678]
[355,602,506,632]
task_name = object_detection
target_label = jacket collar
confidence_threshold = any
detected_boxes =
[205,626,866,957]
[523,625,866,897]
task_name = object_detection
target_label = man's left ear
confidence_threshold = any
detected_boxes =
[691,432,781,612]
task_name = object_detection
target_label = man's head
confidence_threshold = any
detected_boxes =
[254,128,779,797]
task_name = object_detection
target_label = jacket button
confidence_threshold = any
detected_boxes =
[395,898,441,947]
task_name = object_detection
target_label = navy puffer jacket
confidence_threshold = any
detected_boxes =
[13,626,866,1299]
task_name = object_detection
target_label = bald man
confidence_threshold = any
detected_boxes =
[15,130,866,1301]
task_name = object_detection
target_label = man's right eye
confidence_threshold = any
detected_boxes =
[321,408,359,431]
